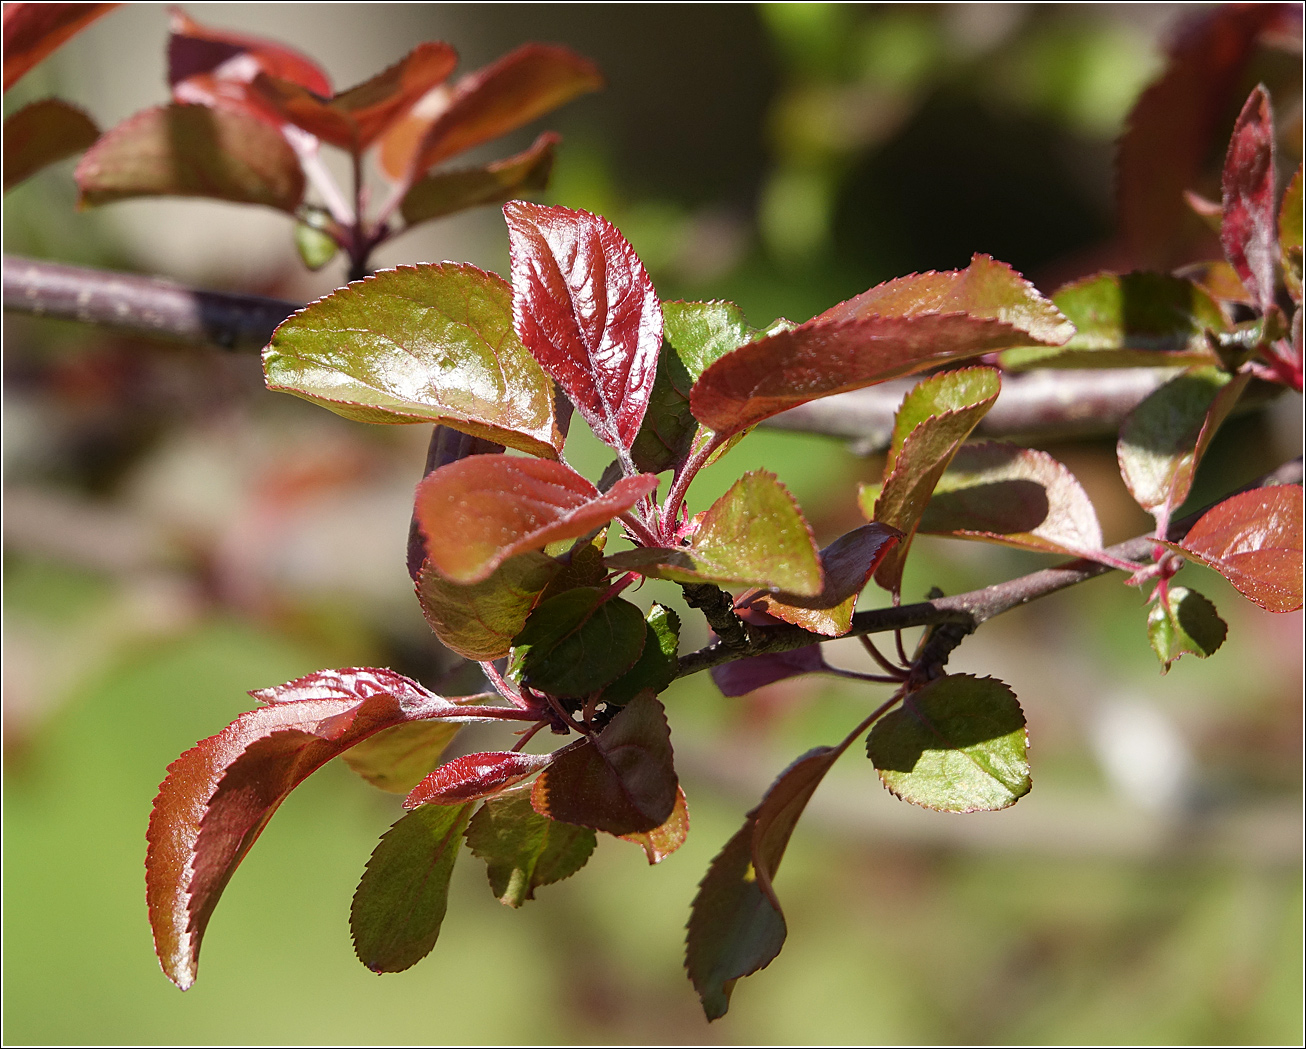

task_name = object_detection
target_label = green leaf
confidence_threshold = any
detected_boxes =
[400,132,557,227]
[509,589,647,697]
[867,675,1030,812]
[539,529,608,601]
[341,720,460,794]
[1281,164,1302,304]
[999,272,1226,370]
[417,552,559,661]
[350,802,473,973]
[465,791,597,907]
[602,603,680,707]
[293,215,339,271]
[865,367,1001,591]
[1148,586,1227,672]
[620,785,689,864]
[264,263,563,457]
[3,97,99,192]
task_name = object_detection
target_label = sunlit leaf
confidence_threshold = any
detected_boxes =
[1148,586,1227,672]
[400,131,557,227]
[710,644,829,698]
[1221,86,1278,314]
[2,2,117,92]
[1281,164,1302,303]
[2,97,98,191]
[293,212,338,270]
[465,791,597,907]
[342,720,460,794]
[404,750,555,807]
[509,589,647,697]
[602,603,680,707]
[621,785,689,864]
[417,552,559,661]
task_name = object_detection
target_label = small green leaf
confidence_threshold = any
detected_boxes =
[1148,586,1227,672]
[868,675,1030,812]
[341,720,460,794]
[294,215,339,271]
[509,589,647,697]
[350,803,473,973]
[1281,164,1302,303]
[400,132,557,227]
[417,552,559,661]
[465,791,597,907]
[602,603,680,707]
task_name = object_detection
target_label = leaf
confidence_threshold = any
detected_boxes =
[685,745,841,1021]
[414,455,657,584]
[866,367,1001,592]
[737,523,902,636]
[691,255,1069,437]
[146,667,520,989]
[406,426,506,582]
[264,263,563,457]
[75,103,305,212]
[1148,586,1228,672]
[1221,86,1278,315]
[531,690,677,835]
[293,211,338,270]
[540,528,608,600]
[341,720,460,794]
[408,43,602,176]
[1174,259,1255,306]
[349,803,473,973]
[2,97,98,191]
[867,675,1030,812]
[916,441,1104,557]
[1280,165,1302,304]
[1117,366,1250,519]
[465,791,597,907]
[509,589,647,697]
[710,643,829,698]
[999,272,1226,370]
[417,551,559,661]
[602,603,680,707]
[2,2,117,91]
[400,131,557,227]
[506,200,663,452]
[404,750,555,807]
[1171,485,1304,612]
[621,785,689,864]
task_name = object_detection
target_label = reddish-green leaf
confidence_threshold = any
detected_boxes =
[350,803,473,973]
[531,690,677,835]
[710,644,830,698]
[916,441,1103,557]
[1221,86,1278,314]
[414,456,656,585]
[405,751,554,807]
[417,551,559,661]
[506,201,663,452]
[465,791,597,907]
[409,43,602,176]
[75,103,305,212]
[1148,586,1227,672]
[264,263,563,457]
[146,668,522,989]
[2,2,117,91]
[867,675,1029,812]
[2,97,98,191]
[1172,485,1304,612]
[1280,164,1302,304]
[621,785,689,864]
[342,720,460,794]
[508,589,647,697]
[400,131,557,227]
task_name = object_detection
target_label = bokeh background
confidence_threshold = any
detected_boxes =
[4,4,1302,1044]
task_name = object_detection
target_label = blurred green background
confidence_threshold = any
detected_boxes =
[4,4,1301,1044]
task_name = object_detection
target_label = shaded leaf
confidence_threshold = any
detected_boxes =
[465,791,596,907]
[710,644,829,698]
[417,551,559,661]
[76,103,304,212]
[2,2,117,91]
[400,131,557,227]
[602,603,680,707]
[868,675,1029,812]
[621,785,689,864]
[1148,586,1227,672]
[1221,86,1278,314]
[350,803,473,973]
[1173,259,1254,306]
[405,750,554,807]
[1281,164,1302,303]
[342,720,460,794]
[506,200,663,452]
[531,690,677,834]
[2,97,98,191]
[509,589,647,697]
[264,263,562,457]
[415,455,656,584]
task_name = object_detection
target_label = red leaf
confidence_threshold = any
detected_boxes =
[2,2,117,92]
[146,667,526,989]
[1221,86,1279,314]
[506,201,663,452]
[2,97,98,192]
[404,751,554,807]
[414,454,657,585]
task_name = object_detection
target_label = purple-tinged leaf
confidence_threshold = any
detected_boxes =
[266,265,562,456]
[417,552,559,661]
[1221,86,1278,314]
[400,131,557,227]
[867,675,1029,812]
[1281,164,1302,304]
[2,97,98,191]
[405,750,554,807]
[509,589,647,697]
[531,690,677,835]
[350,802,473,973]
[415,455,656,585]
[1148,586,1227,672]
[465,791,596,907]
[505,200,663,452]
[2,2,117,91]
[710,644,829,698]
[621,785,689,864]
[342,720,460,794]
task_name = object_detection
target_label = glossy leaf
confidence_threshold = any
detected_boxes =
[349,803,473,973]
[916,441,1104,557]
[1117,366,1250,519]
[710,644,830,698]
[506,200,663,452]
[1148,586,1227,672]
[1281,165,1302,303]
[76,103,305,212]
[1221,86,1278,314]
[531,690,677,835]
[417,551,559,661]
[621,785,689,864]
[265,264,562,457]
[1172,485,1304,612]
[686,746,841,1021]
[341,720,460,794]
[867,675,1029,812]
[738,523,901,636]
[400,131,557,227]
[405,750,554,807]
[509,589,647,697]
[2,2,117,91]
[146,667,520,989]
[406,426,506,582]
[415,455,656,585]
[999,272,1226,370]
[465,791,597,907]
[2,97,98,191]
[602,603,680,707]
